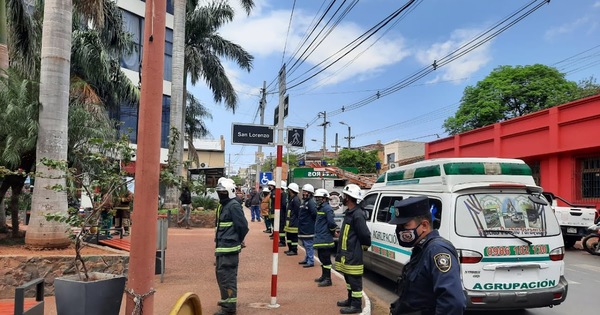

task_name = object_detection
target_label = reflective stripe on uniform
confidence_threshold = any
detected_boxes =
[284,226,298,233]
[341,224,350,251]
[218,297,238,303]
[215,245,242,253]
[314,242,335,248]
[335,262,364,275]
[351,291,362,298]
[218,222,233,227]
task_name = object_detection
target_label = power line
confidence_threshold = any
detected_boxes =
[303,0,550,127]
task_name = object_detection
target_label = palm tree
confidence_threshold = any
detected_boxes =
[4,0,134,247]
[165,0,254,205]
[0,0,8,69]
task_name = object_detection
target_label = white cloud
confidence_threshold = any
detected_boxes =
[415,28,492,83]
[545,16,592,39]
[219,6,410,88]
[594,1,600,8]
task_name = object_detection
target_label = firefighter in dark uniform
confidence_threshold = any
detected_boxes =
[214,179,249,315]
[335,184,371,314]
[313,188,338,287]
[284,183,301,255]
[389,195,465,315]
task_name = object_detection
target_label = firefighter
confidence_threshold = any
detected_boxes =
[335,184,371,314]
[298,184,317,267]
[284,183,301,255]
[313,188,338,287]
[214,179,249,315]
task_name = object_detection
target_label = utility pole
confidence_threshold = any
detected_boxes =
[126,0,166,313]
[228,154,231,176]
[255,81,266,190]
[332,133,341,155]
[340,121,354,149]
[318,111,329,161]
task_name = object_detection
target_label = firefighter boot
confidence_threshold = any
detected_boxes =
[314,267,325,283]
[336,290,352,307]
[339,297,361,314]
[318,277,332,287]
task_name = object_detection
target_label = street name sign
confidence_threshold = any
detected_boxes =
[232,123,274,145]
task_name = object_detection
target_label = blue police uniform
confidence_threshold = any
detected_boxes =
[391,231,465,315]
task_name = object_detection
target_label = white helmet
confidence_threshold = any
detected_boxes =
[342,184,363,203]
[302,184,314,194]
[216,180,237,199]
[267,180,276,187]
[262,186,270,193]
[281,181,287,190]
[218,177,235,185]
[314,188,329,198]
[288,183,300,193]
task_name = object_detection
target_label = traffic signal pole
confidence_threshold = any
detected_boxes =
[256,81,266,191]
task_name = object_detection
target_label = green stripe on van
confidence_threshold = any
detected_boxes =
[480,256,551,262]
[371,241,412,256]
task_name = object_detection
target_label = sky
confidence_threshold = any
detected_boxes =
[185,0,600,173]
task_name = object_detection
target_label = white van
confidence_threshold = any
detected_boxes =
[361,157,567,310]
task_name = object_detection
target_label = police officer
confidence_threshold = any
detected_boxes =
[284,183,301,255]
[389,196,465,315]
[214,179,249,315]
[313,188,338,287]
[335,184,371,314]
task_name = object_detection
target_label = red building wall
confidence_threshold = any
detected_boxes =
[426,94,600,207]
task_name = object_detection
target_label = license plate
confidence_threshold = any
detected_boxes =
[567,227,577,234]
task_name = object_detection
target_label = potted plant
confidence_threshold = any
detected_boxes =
[44,136,135,315]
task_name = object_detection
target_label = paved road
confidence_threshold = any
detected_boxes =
[363,247,600,314]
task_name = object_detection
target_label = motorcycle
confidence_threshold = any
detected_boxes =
[582,222,600,256]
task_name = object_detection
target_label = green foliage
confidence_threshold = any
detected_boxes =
[192,195,218,210]
[336,149,380,173]
[443,64,580,135]
[43,136,136,280]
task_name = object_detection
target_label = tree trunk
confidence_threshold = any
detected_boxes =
[25,0,72,249]
[0,0,7,70]
[0,181,8,233]
[9,182,24,238]
[164,0,187,208]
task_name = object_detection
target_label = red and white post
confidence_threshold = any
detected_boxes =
[269,65,287,308]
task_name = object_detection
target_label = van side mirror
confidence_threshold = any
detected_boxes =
[528,195,548,206]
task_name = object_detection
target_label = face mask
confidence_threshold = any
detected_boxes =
[395,225,422,248]
[218,192,229,203]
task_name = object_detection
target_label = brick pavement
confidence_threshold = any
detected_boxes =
[43,210,372,315]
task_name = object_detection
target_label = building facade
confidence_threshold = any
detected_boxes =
[113,0,174,149]
[426,94,600,208]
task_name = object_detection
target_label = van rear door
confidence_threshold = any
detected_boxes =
[453,190,565,295]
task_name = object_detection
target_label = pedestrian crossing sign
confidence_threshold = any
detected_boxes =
[287,127,305,148]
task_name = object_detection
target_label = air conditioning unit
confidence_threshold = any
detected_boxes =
[389,162,398,169]
[200,162,208,168]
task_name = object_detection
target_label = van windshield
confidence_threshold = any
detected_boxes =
[455,192,561,237]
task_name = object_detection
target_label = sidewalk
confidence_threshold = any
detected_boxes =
[43,210,371,315]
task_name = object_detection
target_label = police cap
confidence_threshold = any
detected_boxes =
[388,196,430,225]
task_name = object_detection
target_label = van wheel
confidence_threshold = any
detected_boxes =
[563,238,577,249]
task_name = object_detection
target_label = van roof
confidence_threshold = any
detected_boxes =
[372,157,538,192]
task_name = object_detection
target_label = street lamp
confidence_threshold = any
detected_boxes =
[339,121,354,149]
[311,138,326,161]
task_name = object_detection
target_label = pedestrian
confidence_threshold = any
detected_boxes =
[260,187,272,233]
[297,184,317,267]
[178,185,192,229]
[388,196,465,315]
[313,188,338,287]
[214,179,249,315]
[249,187,261,222]
[334,184,371,314]
[284,183,301,255]
[267,180,287,245]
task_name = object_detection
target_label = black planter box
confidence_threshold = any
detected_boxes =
[54,272,126,315]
